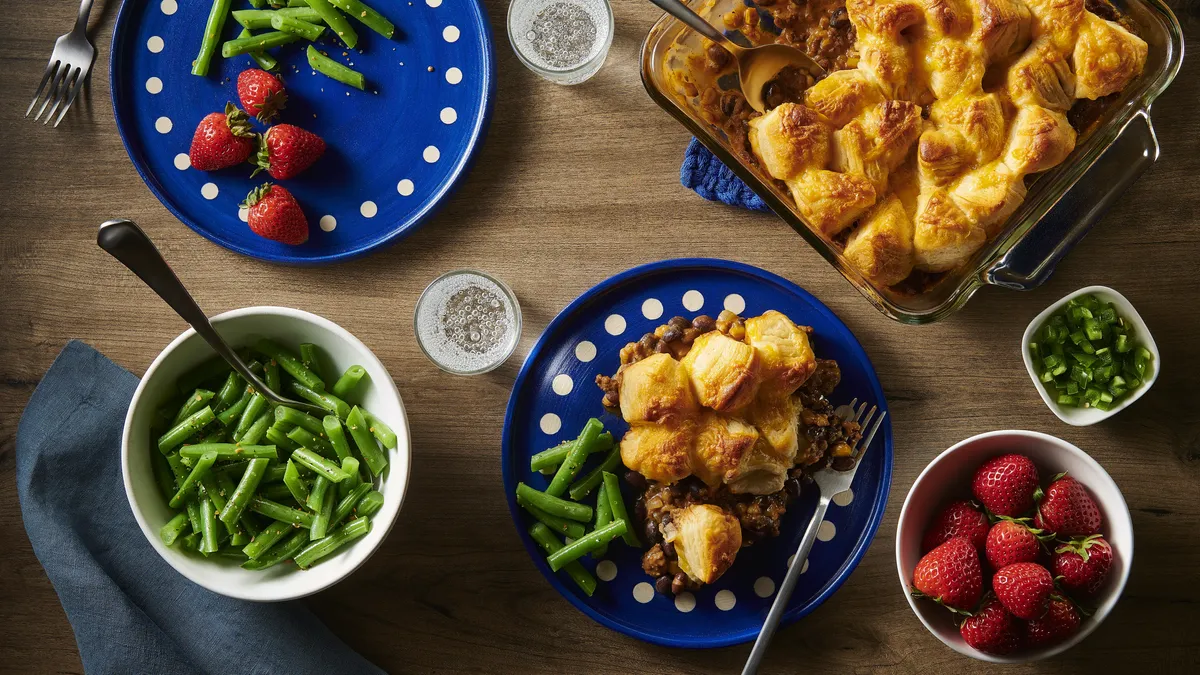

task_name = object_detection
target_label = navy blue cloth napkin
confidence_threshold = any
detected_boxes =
[16,340,384,675]
[680,137,771,212]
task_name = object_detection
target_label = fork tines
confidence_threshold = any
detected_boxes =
[27,56,88,127]
[852,406,886,461]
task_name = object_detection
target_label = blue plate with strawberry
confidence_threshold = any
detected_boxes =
[110,0,495,264]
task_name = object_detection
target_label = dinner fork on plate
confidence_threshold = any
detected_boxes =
[742,399,887,675]
[26,0,96,127]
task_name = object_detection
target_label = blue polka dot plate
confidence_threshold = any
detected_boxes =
[110,0,494,264]
[501,258,893,647]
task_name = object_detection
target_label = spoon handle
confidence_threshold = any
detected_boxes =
[96,219,268,398]
[741,494,832,675]
[647,0,740,52]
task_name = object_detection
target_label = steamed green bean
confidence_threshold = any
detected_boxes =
[516,493,586,539]
[239,410,274,446]
[242,529,309,570]
[221,458,270,526]
[179,443,277,461]
[286,426,335,457]
[289,381,350,419]
[324,415,353,461]
[243,520,292,559]
[529,432,613,472]
[173,389,215,426]
[331,483,371,526]
[546,418,601,497]
[327,0,393,38]
[603,472,640,547]
[294,517,370,568]
[346,406,387,475]
[271,13,325,41]
[216,388,253,426]
[292,447,349,482]
[529,523,597,596]
[331,365,367,401]
[232,6,322,29]
[235,393,269,441]
[157,406,216,454]
[355,490,384,518]
[265,426,299,452]
[256,339,324,390]
[592,483,613,557]
[169,450,217,508]
[568,446,622,501]
[362,409,397,449]
[306,46,365,90]
[160,512,191,546]
[515,482,592,522]
[307,475,331,512]
[275,406,326,436]
[193,0,233,76]
[546,519,627,572]
[283,459,311,505]
[249,496,315,527]
[199,497,221,553]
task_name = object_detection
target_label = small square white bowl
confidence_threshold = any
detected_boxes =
[1021,285,1159,426]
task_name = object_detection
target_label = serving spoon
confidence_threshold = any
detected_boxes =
[648,0,825,113]
[97,219,329,417]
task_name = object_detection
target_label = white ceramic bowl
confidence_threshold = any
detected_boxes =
[122,307,411,601]
[1021,285,1159,426]
[896,430,1133,663]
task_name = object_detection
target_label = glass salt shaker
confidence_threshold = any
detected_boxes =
[507,0,614,84]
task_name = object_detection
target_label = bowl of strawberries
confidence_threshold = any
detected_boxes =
[896,430,1132,662]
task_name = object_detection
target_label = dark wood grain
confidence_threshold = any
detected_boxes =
[2,0,1198,673]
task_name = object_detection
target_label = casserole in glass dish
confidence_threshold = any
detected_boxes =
[640,0,1182,324]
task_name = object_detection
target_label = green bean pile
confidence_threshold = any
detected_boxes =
[152,340,394,571]
[194,0,396,89]
[518,419,638,596]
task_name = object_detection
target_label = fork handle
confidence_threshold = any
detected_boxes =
[74,0,95,34]
[742,494,831,675]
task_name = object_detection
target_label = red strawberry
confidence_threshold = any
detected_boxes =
[1025,596,1081,647]
[922,500,990,553]
[960,596,1023,655]
[241,184,308,245]
[254,124,325,179]
[1035,473,1102,537]
[189,103,256,171]
[1053,534,1113,597]
[237,68,287,123]
[985,519,1045,570]
[912,537,983,612]
[972,453,1040,517]
[993,562,1054,620]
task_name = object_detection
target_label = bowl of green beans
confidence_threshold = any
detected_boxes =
[1022,286,1159,426]
[122,306,410,601]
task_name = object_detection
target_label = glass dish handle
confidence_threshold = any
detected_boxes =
[986,109,1159,290]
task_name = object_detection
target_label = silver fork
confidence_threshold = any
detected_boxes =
[27,0,96,127]
[742,399,888,675]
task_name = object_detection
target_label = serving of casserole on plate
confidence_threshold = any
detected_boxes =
[642,0,1182,323]
[597,309,862,595]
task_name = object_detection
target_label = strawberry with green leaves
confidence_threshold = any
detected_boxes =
[1025,596,1081,647]
[993,562,1054,620]
[912,537,983,612]
[923,500,990,554]
[960,596,1023,655]
[1053,534,1113,597]
[237,68,287,123]
[1035,473,1102,537]
[254,124,326,180]
[188,103,256,171]
[985,518,1049,571]
[972,453,1040,517]
[241,183,308,245]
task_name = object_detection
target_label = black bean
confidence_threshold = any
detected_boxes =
[830,7,849,28]
[706,43,732,69]
[832,456,856,472]
[662,540,676,559]
[668,316,690,331]
[633,495,647,520]
[662,326,682,343]
[624,470,647,490]
[671,573,688,595]
[654,341,671,354]
[784,477,802,497]
[644,519,659,542]
[655,575,674,595]
[687,480,706,498]
[639,333,657,351]
[692,315,716,332]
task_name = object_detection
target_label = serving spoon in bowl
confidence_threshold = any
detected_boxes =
[648,0,825,113]
[97,219,329,417]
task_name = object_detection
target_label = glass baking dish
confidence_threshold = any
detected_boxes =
[640,0,1183,324]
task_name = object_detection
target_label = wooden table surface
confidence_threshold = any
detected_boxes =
[2,0,1198,672]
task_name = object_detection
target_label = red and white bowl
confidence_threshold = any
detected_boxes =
[895,430,1133,663]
